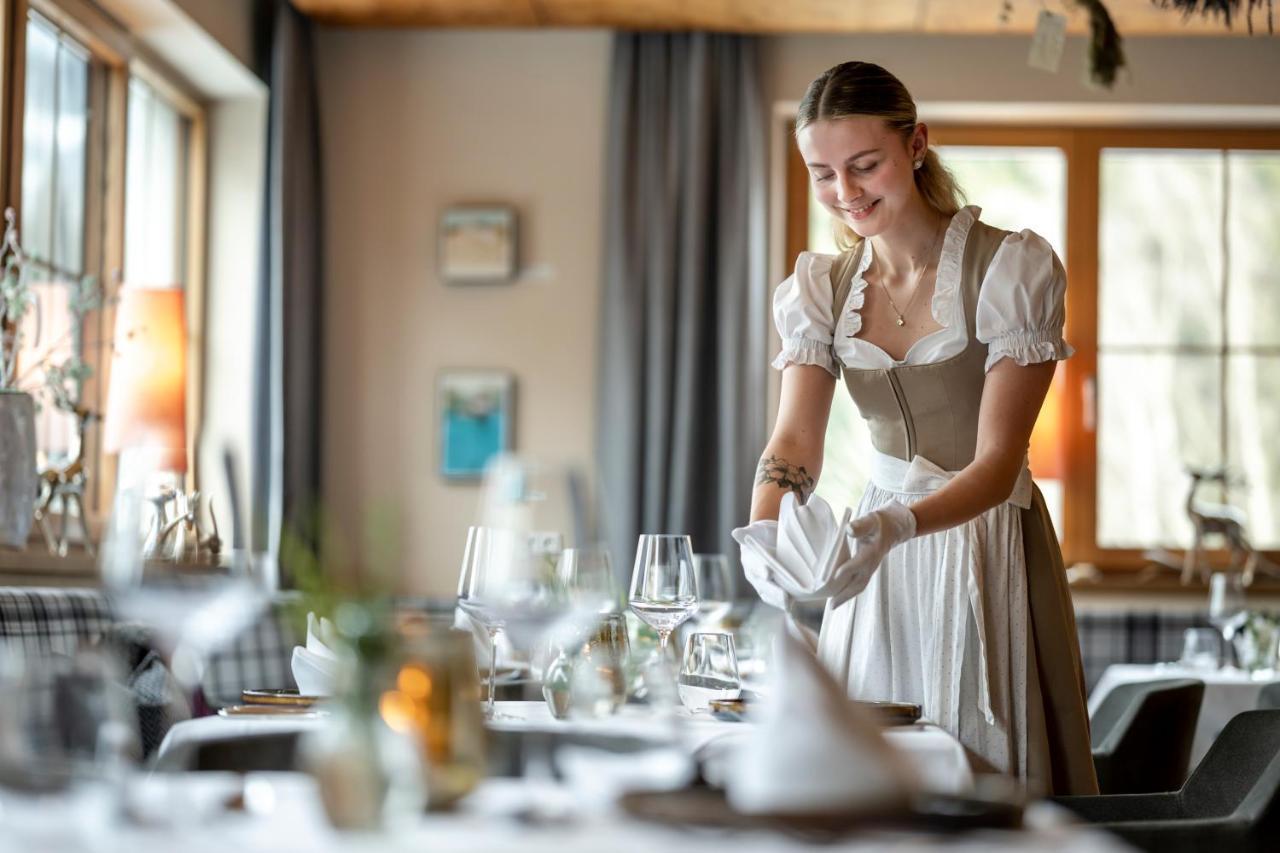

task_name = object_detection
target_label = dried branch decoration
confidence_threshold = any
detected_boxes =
[1153,0,1275,35]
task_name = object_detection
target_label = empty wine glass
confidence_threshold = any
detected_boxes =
[1209,571,1248,670]
[629,534,699,658]
[678,632,741,713]
[456,526,508,720]
[557,546,621,616]
[692,554,734,628]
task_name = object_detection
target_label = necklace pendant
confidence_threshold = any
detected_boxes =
[895,317,905,327]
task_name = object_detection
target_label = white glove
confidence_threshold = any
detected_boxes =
[829,501,917,608]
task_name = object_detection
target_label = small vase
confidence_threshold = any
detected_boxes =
[0,390,37,548]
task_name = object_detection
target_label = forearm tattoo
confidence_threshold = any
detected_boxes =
[756,455,814,501]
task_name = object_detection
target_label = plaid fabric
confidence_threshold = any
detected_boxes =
[199,604,298,707]
[1075,610,1211,693]
[0,587,115,656]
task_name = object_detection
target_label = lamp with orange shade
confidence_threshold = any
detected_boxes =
[103,285,188,474]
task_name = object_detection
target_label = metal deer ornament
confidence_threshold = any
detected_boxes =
[1182,467,1259,586]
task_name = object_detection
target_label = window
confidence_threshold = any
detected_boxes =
[17,10,91,467]
[2,0,207,552]
[786,124,1280,571]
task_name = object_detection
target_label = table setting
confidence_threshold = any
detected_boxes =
[0,453,1136,850]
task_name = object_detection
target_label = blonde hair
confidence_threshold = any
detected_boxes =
[795,61,964,251]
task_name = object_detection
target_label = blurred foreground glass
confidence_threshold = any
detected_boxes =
[678,633,741,713]
[692,554,734,627]
[456,525,507,719]
[543,612,630,719]
[629,534,698,656]
[99,449,267,688]
[0,647,137,795]
[469,454,604,652]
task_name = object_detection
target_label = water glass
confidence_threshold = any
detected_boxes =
[629,534,699,655]
[678,632,741,713]
[692,554,734,628]
[1180,627,1221,670]
[456,525,508,719]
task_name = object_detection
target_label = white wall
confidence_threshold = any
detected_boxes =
[317,29,610,593]
[316,28,1280,595]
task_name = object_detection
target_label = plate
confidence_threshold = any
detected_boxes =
[856,700,923,726]
[620,787,1022,838]
[217,705,327,718]
[241,688,324,708]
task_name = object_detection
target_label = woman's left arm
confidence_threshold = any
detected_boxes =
[907,358,1055,536]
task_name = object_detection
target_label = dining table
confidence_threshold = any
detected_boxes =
[1088,662,1280,769]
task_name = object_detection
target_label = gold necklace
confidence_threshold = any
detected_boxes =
[874,218,944,327]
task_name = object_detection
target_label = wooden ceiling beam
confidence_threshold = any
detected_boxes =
[290,0,1255,35]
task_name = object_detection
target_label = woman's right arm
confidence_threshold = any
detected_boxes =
[749,363,837,522]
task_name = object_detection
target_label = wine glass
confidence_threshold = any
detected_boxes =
[1209,571,1248,670]
[678,632,741,713]
[557,546,621,616]
[629,534,699,658]
[456,525,508,719]
[692,554,734,628]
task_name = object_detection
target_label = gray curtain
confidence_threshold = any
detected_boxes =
[596,33,767,590]
[252,0,324,574]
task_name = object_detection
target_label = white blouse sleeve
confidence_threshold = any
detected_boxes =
[771,252,840,378]
[975,230,1075,373]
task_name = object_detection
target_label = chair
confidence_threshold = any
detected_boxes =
[1257,682,1280,710]
[1056,709,1280,853]
[1090,678,1204,794]
[153,731,303,772]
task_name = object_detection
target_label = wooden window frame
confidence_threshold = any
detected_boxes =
[1,0,207,552]
[785,122,1280,575]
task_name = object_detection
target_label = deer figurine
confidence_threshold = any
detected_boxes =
[1181,467,1258,586]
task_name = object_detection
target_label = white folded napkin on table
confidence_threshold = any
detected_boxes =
[733,492,856,604]
[291,612,341,696]
[724,629,919,815]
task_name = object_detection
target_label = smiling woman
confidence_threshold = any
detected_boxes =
[736,61,1097,796]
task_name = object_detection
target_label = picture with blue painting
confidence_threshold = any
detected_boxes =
[438,370,513,479]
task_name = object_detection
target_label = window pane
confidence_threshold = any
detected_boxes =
[1097,353,1221,548]
[53,41,88,275]
[21,15,58,262]
[1099,149,1223,348]
[813,391,873,514]
[125,78,187,286]
[1227,355,1280,549]
[1227,152,1280,348]
[936,146,1067,259]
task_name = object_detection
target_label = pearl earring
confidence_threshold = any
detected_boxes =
[913,160,923,170]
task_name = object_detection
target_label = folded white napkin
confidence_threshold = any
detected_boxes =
[734,493,855,602]
[725,629,918,815]
[291,612,340,696]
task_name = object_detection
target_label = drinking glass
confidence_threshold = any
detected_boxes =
[1209,571,1248,670]
[557,546,621,617]
[678,632,741,713]
[629,534,699,656]
[1180,627,1221,671]
[692,554,734,628]
[456,525,508,719]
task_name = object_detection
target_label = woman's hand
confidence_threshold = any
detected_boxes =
[829,501,918,607]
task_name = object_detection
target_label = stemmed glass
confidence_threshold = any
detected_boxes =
[1209,571,1248,670]
[629,534,699,658]
[457,526,508,720]
[692,554,734,628]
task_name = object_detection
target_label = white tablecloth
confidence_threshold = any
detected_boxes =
[1088,663,1280,769]
[156,701,974,795]
[1,772,1133,853]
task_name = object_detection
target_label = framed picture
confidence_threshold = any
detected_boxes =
[439,206,517,283]
[438,370,514,479]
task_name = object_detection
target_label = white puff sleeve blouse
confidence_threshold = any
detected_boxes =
[975,229,1074,372]
[771,251,840,378]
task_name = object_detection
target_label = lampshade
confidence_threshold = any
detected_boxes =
[103,286,187,473]
[1028,364,1065,481]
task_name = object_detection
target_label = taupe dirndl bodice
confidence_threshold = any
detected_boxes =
[828,220,1010,470]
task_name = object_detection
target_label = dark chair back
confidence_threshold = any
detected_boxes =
[1091,678,1203,794]
[1181,709,1280,821]
[1257,682,1280,710]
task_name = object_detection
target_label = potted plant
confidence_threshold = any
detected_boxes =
[0,208,101,549]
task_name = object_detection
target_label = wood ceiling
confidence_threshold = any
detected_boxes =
[290,0,1256,35]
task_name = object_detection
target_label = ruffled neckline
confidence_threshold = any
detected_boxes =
[837,205,980,364]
